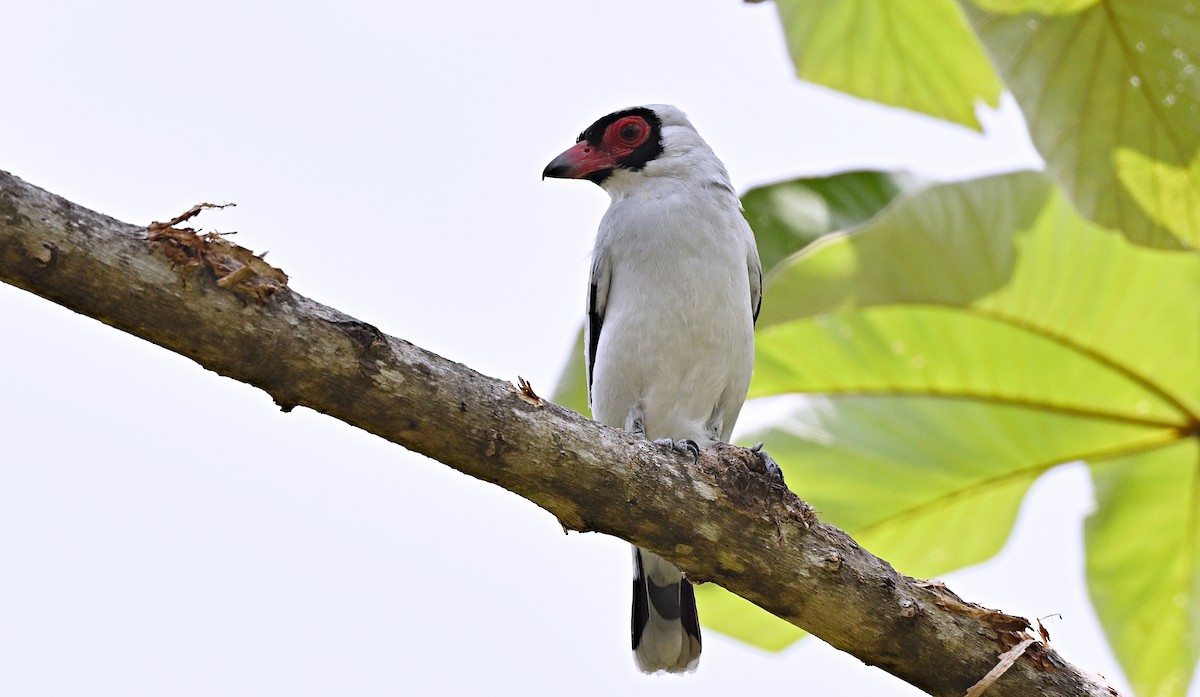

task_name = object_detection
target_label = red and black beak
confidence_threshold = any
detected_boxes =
[542,140,620,181]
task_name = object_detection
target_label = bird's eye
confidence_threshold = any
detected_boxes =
[610,116,648,146]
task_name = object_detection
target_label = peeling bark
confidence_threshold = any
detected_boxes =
[0,170,1120,697]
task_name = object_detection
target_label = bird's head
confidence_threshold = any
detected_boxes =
[543,105,725,192]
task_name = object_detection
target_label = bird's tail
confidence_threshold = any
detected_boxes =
[631,547,701,673]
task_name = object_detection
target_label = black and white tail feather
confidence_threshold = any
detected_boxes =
[544,104,762,674]
[632,548,702,673]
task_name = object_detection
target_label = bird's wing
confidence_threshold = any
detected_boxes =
[586,248,612,401]
[749,247,763,325]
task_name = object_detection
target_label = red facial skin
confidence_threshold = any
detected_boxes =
[544,115,652,179]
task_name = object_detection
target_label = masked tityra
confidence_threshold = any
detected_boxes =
[544,105,762,674]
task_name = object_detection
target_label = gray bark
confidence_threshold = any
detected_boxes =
[0,170,1120,697]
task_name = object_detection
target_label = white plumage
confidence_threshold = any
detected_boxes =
[545,105,761,674]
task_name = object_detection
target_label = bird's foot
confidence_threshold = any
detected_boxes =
[655,438,700,463]
[750,442,787,495]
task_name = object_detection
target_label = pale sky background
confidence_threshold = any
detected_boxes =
[0,1,1163,695]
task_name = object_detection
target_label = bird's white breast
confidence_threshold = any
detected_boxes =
[590,185,755,445]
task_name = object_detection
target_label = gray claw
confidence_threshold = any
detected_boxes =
[751,442,787,490]
[655,438,700,463]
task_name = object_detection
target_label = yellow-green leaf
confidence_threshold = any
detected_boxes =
[550,328,589,416]
[775,0,1002,129]
[1087,439,1200,697]
[970,0,1098,14]
[694,584,806,651]
[965,0,1200,249]
[1115,146,1200,245]
[712,171,1200,683]
[744,170,916,274]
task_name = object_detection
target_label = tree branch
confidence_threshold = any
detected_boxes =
[0,170,1119,697]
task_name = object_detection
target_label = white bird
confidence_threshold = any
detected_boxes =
[544,105,763,674]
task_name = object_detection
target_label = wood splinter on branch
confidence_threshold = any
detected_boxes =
[146,202,288,304]
[516,376,542,405]
[966,639,1039,697]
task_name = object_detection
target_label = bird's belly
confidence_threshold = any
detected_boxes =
[590,263,753,444]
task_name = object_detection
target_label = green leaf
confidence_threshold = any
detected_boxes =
[757,171,1200,416]
[1115,147,1200,246]
[970,0,1098,14]
[774,0,1003,129]
[694,583,807,651]
[751,395,1170,577]
[714,172,1200,681]
[743,170,916,274]
[964,0,1200,249]
[1087,439,1200,697]
[758,172,1050,325]
[755,308,1183,424]
[549,328,590,416]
